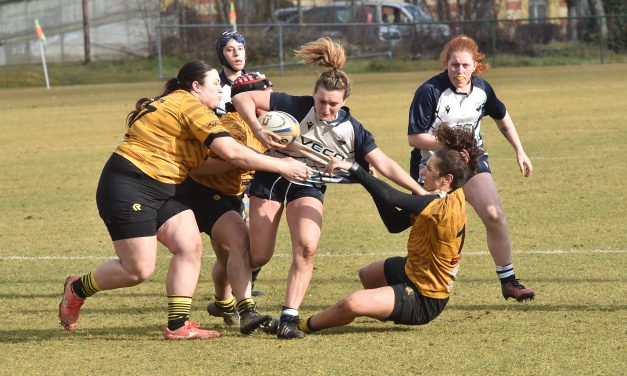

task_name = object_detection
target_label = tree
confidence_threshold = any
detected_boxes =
[589,0,608,45]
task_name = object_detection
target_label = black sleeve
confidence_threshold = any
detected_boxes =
[349,163,439,233]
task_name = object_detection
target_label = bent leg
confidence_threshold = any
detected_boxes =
[463,173,512,266]
[212,210,251,301]
[284,197,323,310]
[93,236,158,290]
[248,196,282,268]
[359,259,388,289]
[209,238,232,300]
[157,209,203,296]
[308,286,396,330]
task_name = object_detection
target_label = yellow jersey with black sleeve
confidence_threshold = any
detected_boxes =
[405,188,466,299]
[191,112,267,196]
[115,90,228,184]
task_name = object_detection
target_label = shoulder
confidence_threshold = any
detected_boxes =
[271,92,313,107]
[179,92,220,123]
[270,93,314,120]
[471,76,494,93]
[336,108,367,134]
[415,71,449,98]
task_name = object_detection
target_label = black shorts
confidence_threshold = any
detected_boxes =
[179,177,243,236]
[383,256,448,325]
[96,153,189,241]
[410,152,491,182]
[249,171,326,204]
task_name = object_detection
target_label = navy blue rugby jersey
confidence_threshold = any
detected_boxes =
[268,92,377,186]
[408,71,506,165]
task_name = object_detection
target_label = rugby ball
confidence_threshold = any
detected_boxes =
[261,111,300,145]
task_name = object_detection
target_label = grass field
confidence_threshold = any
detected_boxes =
[0,64,626,375]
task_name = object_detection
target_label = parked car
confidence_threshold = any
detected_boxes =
[283,1,449,43]
[273,6,312,23]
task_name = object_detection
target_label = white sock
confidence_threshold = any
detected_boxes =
[496,263,515,281]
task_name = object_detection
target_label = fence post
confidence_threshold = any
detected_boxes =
[491,19,497,67]
[278,23,284,76]
[156,25,163,80]
[598,15,605,64]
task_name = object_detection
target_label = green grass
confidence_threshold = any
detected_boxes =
[2,48,626,89]
[0,64,626,375]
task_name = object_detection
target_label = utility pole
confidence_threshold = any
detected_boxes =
[82,0,91,63]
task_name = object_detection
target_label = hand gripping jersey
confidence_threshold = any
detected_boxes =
[191,111,267,195]
[405,188,466,299]
[115,90,228,184]
[268,93,377,186]
[408,71,507,166]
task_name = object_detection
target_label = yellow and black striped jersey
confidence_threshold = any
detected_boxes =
[115,90,226,184]
[191,112,267,195]
[405,188,466,299]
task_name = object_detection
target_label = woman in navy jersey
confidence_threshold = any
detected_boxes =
[233,37,425,339]
[407,35,535,302]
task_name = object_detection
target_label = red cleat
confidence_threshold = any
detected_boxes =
[59,275,85,331]
[502,279,535,302]
[163,321,221,340]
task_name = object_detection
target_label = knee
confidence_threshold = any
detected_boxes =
[359,267,374,289]
[171,238,203,261]
[294,243,317,266]
[123,262,155,285]
[481,205,507,227]
[250,252,271,269]
[358,268,369,286]
[337,295,360,316]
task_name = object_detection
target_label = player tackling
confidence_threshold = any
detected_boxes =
[299,124,483,333]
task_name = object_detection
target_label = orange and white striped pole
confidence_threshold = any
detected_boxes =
[34,19,50,90]
[228,0,237,31]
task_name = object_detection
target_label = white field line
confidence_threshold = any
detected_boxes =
[0,249,625,261]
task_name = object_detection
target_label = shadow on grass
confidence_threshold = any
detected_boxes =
[312,325,413,336]
[446,303,627,312]
[0,325,162,344]
[0,292,165,299]
[459,276,626,283]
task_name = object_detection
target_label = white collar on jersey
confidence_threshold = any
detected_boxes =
[315,108,347,127]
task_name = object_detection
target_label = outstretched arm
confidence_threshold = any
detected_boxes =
[325,158,439,233]
[191,157,235,176]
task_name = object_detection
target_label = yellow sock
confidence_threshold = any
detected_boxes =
[167,296,192,330]
[299,316,314,333]
[236,298,255,316]
[215,296,235,309]
[72,270,102,299]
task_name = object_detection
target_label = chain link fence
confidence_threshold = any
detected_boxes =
[155,14,626,78]
[1,0,624,71]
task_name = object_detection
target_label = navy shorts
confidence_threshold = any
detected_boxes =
[179,177,244,236]
[383,256,448,325]
[410,152,491,182]
[96,153,189,241]
[249,171,326,204]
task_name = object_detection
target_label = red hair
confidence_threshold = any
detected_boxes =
[440,35,490,75]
